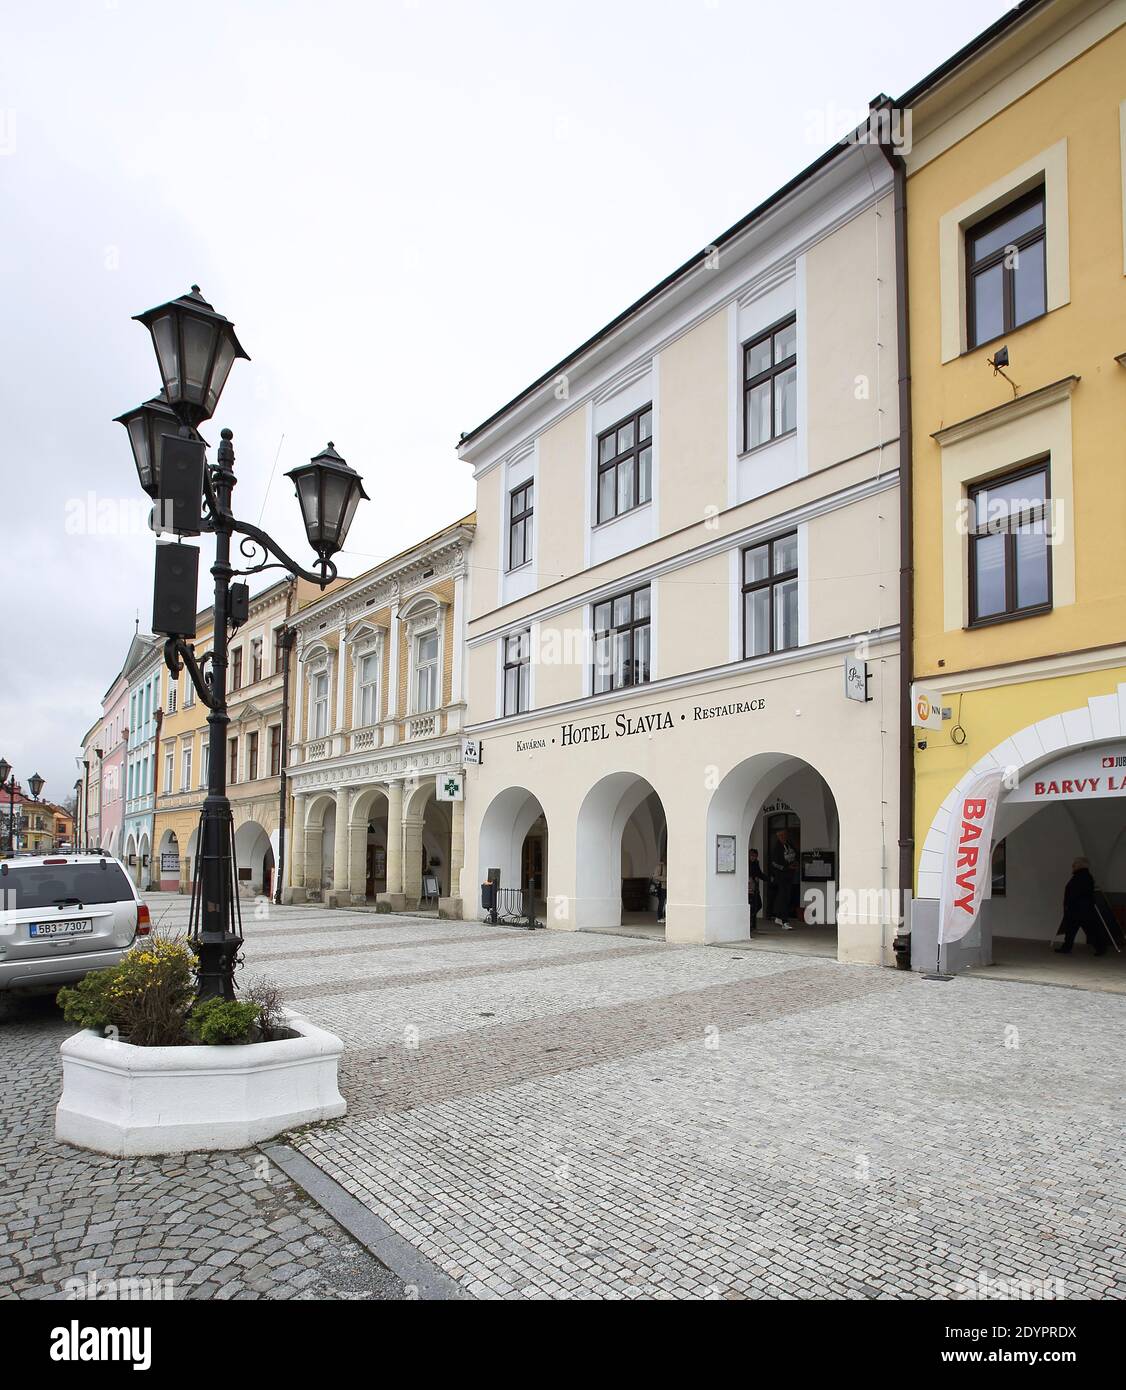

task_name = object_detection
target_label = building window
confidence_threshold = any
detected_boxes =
[966,188,1046,350]
[274,627,287,675]
[968,462,1051,625]
[414,631,440,712]
[508,482,534,570]
[230,647,243,693]
[269,724,282,777]
[358,651,379,726]
[228,737,239,784]
[742,532,799,657]
[311,671,329,738]
[184,677,194,708]
[181,744,192,792]
[503,631,531,716]
[200,744,209,788]
[247,731,259,782]
[593,586,651,694]
[251,638,263,684]
[167,682,177,714]
[596,404,653,523]
[163,745,174,792]
[743,316,797,451]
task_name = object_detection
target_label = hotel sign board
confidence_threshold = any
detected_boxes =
[1006,746,1126,803]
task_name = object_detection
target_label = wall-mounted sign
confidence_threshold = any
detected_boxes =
[437,773,464,802]
[715,834,737,874]
[912,686,943,729]
[160,851,179,873]
[844,655,870,703]
[801,849,836,882]
[1006,745,1126,803]
[462,738,481,765]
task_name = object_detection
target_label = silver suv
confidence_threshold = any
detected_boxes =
[0,851,151,995]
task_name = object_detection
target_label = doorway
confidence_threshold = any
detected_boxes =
[764,810,800,923]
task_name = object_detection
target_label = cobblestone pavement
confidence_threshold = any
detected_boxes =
[6,895,1125,1301]
[0,992,403,1301]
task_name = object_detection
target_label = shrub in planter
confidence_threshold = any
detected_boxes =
[58,936,195,1046]
[241,977,288,1039]
[187,997,261,1046]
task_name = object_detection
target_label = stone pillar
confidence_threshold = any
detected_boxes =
[402,813,425,905]
[347,809,369,907]
[377,781,405,910]
[285,793,307,902]
[440,797,465,919]
[327,787,350,907]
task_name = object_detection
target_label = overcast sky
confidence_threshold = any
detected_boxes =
[0,0,1011,804]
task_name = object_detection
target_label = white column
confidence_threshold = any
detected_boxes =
[387,602,400,720]
[451,572,465,706]
[289,793,306,888]
[292,651,305,747]
[385,781,403,895]
[332,787,350,899]
[334,628,347,733]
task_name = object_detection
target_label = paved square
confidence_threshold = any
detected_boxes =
[5,894,1123,1301]
[179,895,1126,1300]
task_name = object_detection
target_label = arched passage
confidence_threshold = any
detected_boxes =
[478,786,549,921]
[404,780,452,905]
[124,833,138,884]
[575,773,667,934]
[348,786,390,901]
[304,794,336,900]
[234,820,274,896]
[157,828,180,891]
[138,832,151,889]
[706,753,840,947]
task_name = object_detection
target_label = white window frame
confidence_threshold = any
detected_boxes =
[181,742,193,792]
[402,596,446,716]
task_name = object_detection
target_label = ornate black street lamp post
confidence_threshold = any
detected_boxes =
[118,287,368,1001]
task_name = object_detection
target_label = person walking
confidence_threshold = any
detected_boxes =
[1054,858,1106,955]
[748,848,764,934]
[651,860,667,925]
[770,829,798,930]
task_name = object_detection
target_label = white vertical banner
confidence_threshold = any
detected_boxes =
[938,768,1005,946]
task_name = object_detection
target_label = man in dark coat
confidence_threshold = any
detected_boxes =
[770,829,798,929]
[1055,858,1107,955]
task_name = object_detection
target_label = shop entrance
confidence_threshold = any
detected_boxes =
[478,787,549,923]
[763,809,801,924]
[970,784,1126,990]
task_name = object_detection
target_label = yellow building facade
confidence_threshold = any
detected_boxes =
[285,515,475,914]
[152,609,214,892]
[904,0,1126,971]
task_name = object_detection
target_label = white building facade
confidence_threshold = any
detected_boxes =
[285,517,474,915]
[459,136,903,965]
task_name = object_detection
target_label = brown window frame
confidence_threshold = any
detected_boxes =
[250,637,263,684]
[247,730,259,782]
[502,630,531,716]
[592,585,651,694]
[228,737,239,785]
[741,314,797,453]
[741,531,799,659]
[230,647,243,693]
[269,724,282,777]
[596,403,653,524]
[967,459,1052,628]
[965,187,1047,351]
[508,481,534,571]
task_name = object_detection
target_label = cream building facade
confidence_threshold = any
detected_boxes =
[284,516,474,915]
[459,134,904,964]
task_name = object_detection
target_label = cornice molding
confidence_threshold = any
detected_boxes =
[931,376,1079,448]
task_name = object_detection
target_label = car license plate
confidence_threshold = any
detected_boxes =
[29,919,93,938]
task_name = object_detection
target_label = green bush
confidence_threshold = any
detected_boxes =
[57,969,117,1034]
[187,997,261,1046]
[57,936,196,1047]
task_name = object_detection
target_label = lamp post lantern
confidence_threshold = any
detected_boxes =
[120,288,367,1001]
[28,773,44,801]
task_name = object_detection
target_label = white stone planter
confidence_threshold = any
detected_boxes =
[55,1012,346,1157]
